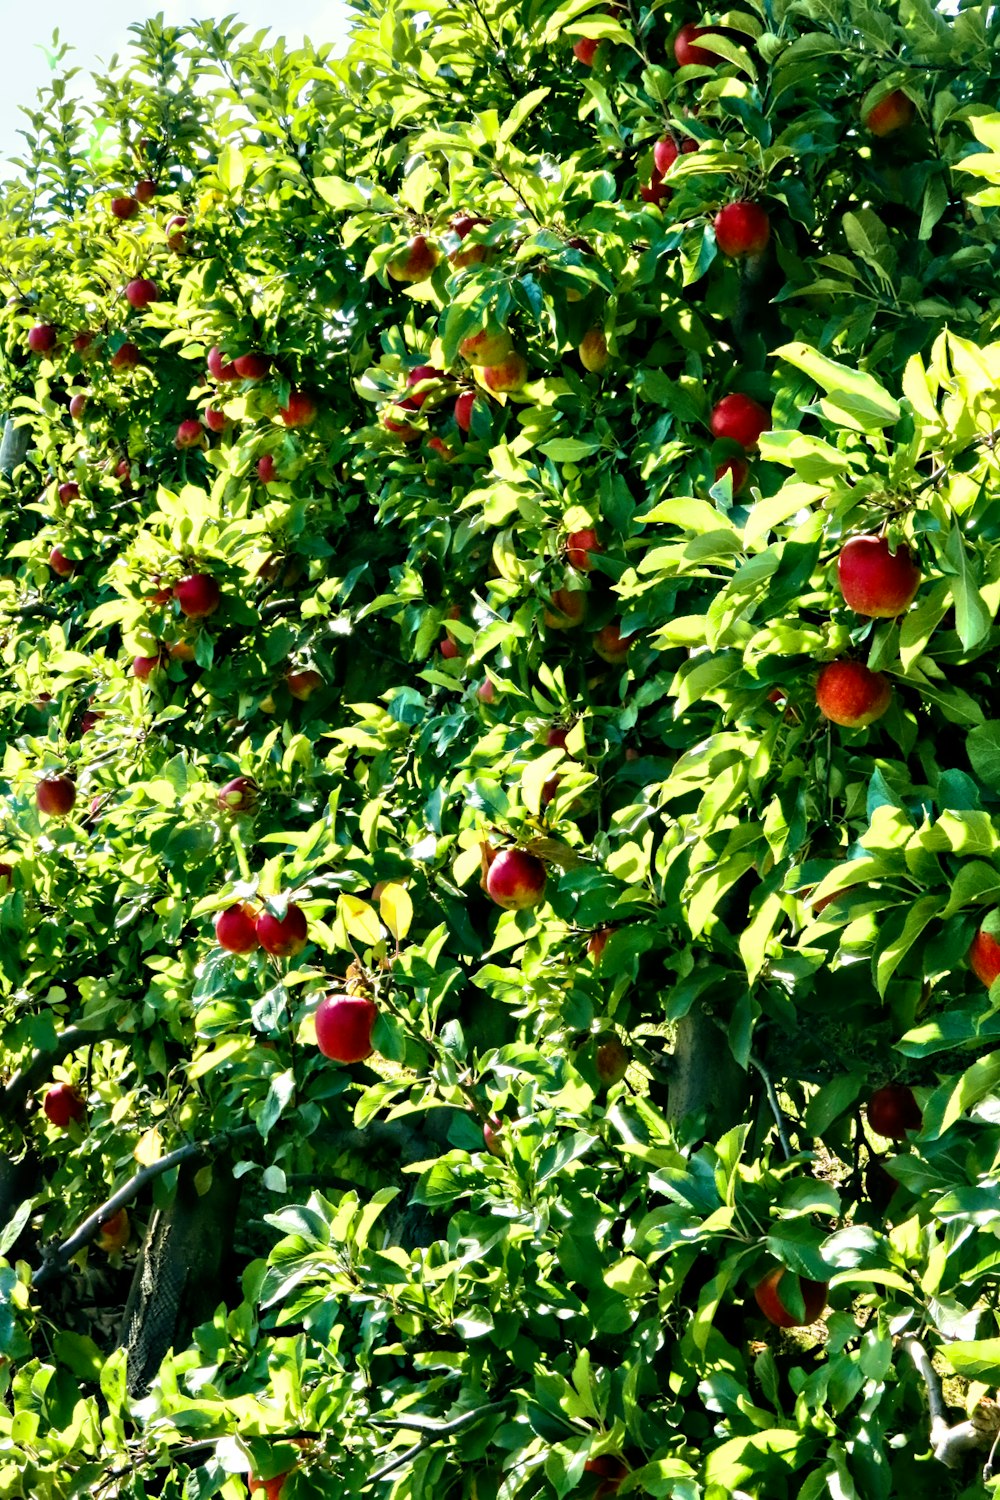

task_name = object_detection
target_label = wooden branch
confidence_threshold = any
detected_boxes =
[368,1404,503,1484]
[903,1337,987,1468]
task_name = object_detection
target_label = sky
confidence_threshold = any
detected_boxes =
[0,1,353,170]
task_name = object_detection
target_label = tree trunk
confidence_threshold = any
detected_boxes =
[0,418,30,476]
[667,1006,748,1136]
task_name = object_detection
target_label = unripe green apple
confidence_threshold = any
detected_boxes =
[579,329,609,372]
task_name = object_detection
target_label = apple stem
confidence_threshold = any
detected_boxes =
[228,821,252,882]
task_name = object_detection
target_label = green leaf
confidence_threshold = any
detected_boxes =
[938,1339,1000,1380]
[943,522,991,649]
[874,894,943,996]
[966,722,1000,789]
[775,340,900,431]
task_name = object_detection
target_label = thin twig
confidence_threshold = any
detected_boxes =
[368,1404,503,1484]
[750,1055,792,1159]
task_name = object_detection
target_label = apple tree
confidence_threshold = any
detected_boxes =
[0,0,998,1496]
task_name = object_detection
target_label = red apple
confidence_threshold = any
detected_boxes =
[255,904,308,958]
[43,1083,85,1128]
[0,862,13,888]
[315,994,377,1062]
[477,679,497,703]
[218,776,259,815]
[277,391,316,428]
[48,546,78,578]
[714,202,771,258]
[207,345,237,381]
[544,588,588,629]
[459,327,513,366]
[714,457,749,494]
[654,136,680,176]
[837,535,920,617]
[204,406,229,433]
[483,1116,504,1158]
[867,1084,922,1139]
[73,331,95,356]
[970,925,1000,987]
[116,459,132,483]
[546,726,570,749]
[382,398,422,441]
[234,353,271,380]
[455,392,477,432]
[110,341,141,370]
[132,653,162,680]
[440,638,462,659]
[27,324,57,354]
[450,215,490,267]
[79,709,103,735]
[754,1267,828,1328]
[406,365,446,407]
[286,668,322,701]
[594,1032,630,1086]
[815,660,892,728]
[58,482,80,505]
[175,419,207,450]
[863,89,915,137]
[593,623,636,664]
[165,215,188,251]
[174,573,221,619]
[215,903,260,954]
[426,436,455,461]
[673,22,714,66]
[573,37,599,64]
[640,172,669,207]
[124,278,158,309]
[566,529,602,570]
[588,927,612,965]
[584,1456,629,1499]
[97,1207,130,1252]
[36,775,76,816]
[257,455,278,483]
[387,235,439,282]
[69,394,88,421]
[482,353,527,393]
[134,178,157,202]
[710,393,770,449]
[247,1472,290,1500]
[485,848,547,910]
[110,196,139,220]
[579,329,609,372]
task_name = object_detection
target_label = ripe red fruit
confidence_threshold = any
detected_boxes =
[49,546,78,578]
[544,588,587,629]
[315,994,377,1062]
[234,353,271,380]
[566,529,602,571]
[593,623,636,664]
[754,1267,828,1328]
[815,660,892,728]
[673,22,714,66]
[710,393,770,449]
[97,1208,130,1252]
[387,235,439,282]
[124,278,158,309]
[714,202,771,258]
[427,436,455,461]
[455,392,477,432]
[218,776,258,815]
[174,574,221,619]
[864,89,915,137]
[207,345,236,381]
[970,926,1000,987]
[58,481,80,505]
[406,365,446,407]
[868,1084,922,1139]
[459,328,512,366]
[165,215,188,251]
[837,535,920,618]
[255,904,308,958]
[247,1473,290,1500]
[257,455,278,484]
[482,353,528,393]
[175,419,207,450]
[483,1116,504,1158]
[134,179,157,202]
[73,331,95,356]
[485,848,547,910]
[132,654,162,680]
[204,406,229,433]
[27,324,57,354]
[382,398,422,441]
[286,668,322,701]
[277,391,316,428]
[588,927,612,965]
[715,458,749,494]
[110,341,141,371]
[69,394,88,421]
[36,775,76,816]
[440,638,462,659]
[546,726,570,750]
[573,37,599,65]
[595,1033,629,1086]
[653,136,680,176]
[477,679,497,704]
[110,196,139,220]
[116,459,132,483]
[79,709,103,735]
[215,903,260,954]
[584,1456,630,1498]
[44,1083,85,1128]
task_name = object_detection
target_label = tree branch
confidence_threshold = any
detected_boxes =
[903,1337,985,1468]
[368,1403,504,1484]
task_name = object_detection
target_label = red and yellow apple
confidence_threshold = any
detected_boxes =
[837,535,920,617]
[315,994,377,1062]
[815,660,892,728]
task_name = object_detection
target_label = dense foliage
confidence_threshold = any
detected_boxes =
[1,0,1000,1495]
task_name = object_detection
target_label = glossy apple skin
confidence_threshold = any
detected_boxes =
[709,394,770,449]
[455,392,477,432]
[315,994,377,1062]
[165,215,188,251]
[483,353,528,393]
[485,848,547,910]
[247,1473,290,1500]
[97,1207,130,1252]
[970,927,1000,987]
[584,1455,629,1498]
[27,324,58,353]
[218,776,258,815]
[566,529,602,570]
[175,419,206,450]
[110,341,141,370]
[278,391,316,428]
[593,623,636,664]
[459,328,512,366]
[174,574,221,619]
[110,196,139,220]
[387,234,439,282]
[544,589,587,629]
[58,482,80,505]
[715,458,749,494]
[815,660,891,728]
[715,202,771,258]
[588,928,612,965]
[754,1267,828,1328]
[234,353,270,380]
[867,1084,922,1139]
[864,89,915,137]
[37,776,76,816]
[215,903,260,954]
[256,904,308,958]
[132,654,162,680]
[49,546,78,578]
[579,329,608,372]
[673,22,714,65]
[573,37,599,65]
[69,394,88,421]
[406,365,446,407]
[286,669,322,701]
[838,535,920,617]
[44,1083,85,1128]
[257,455,278,483]
[134,178,157,202]
[125,278,158,309]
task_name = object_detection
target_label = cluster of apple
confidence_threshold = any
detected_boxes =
[214,901,308,958]
[380,321,528,458]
